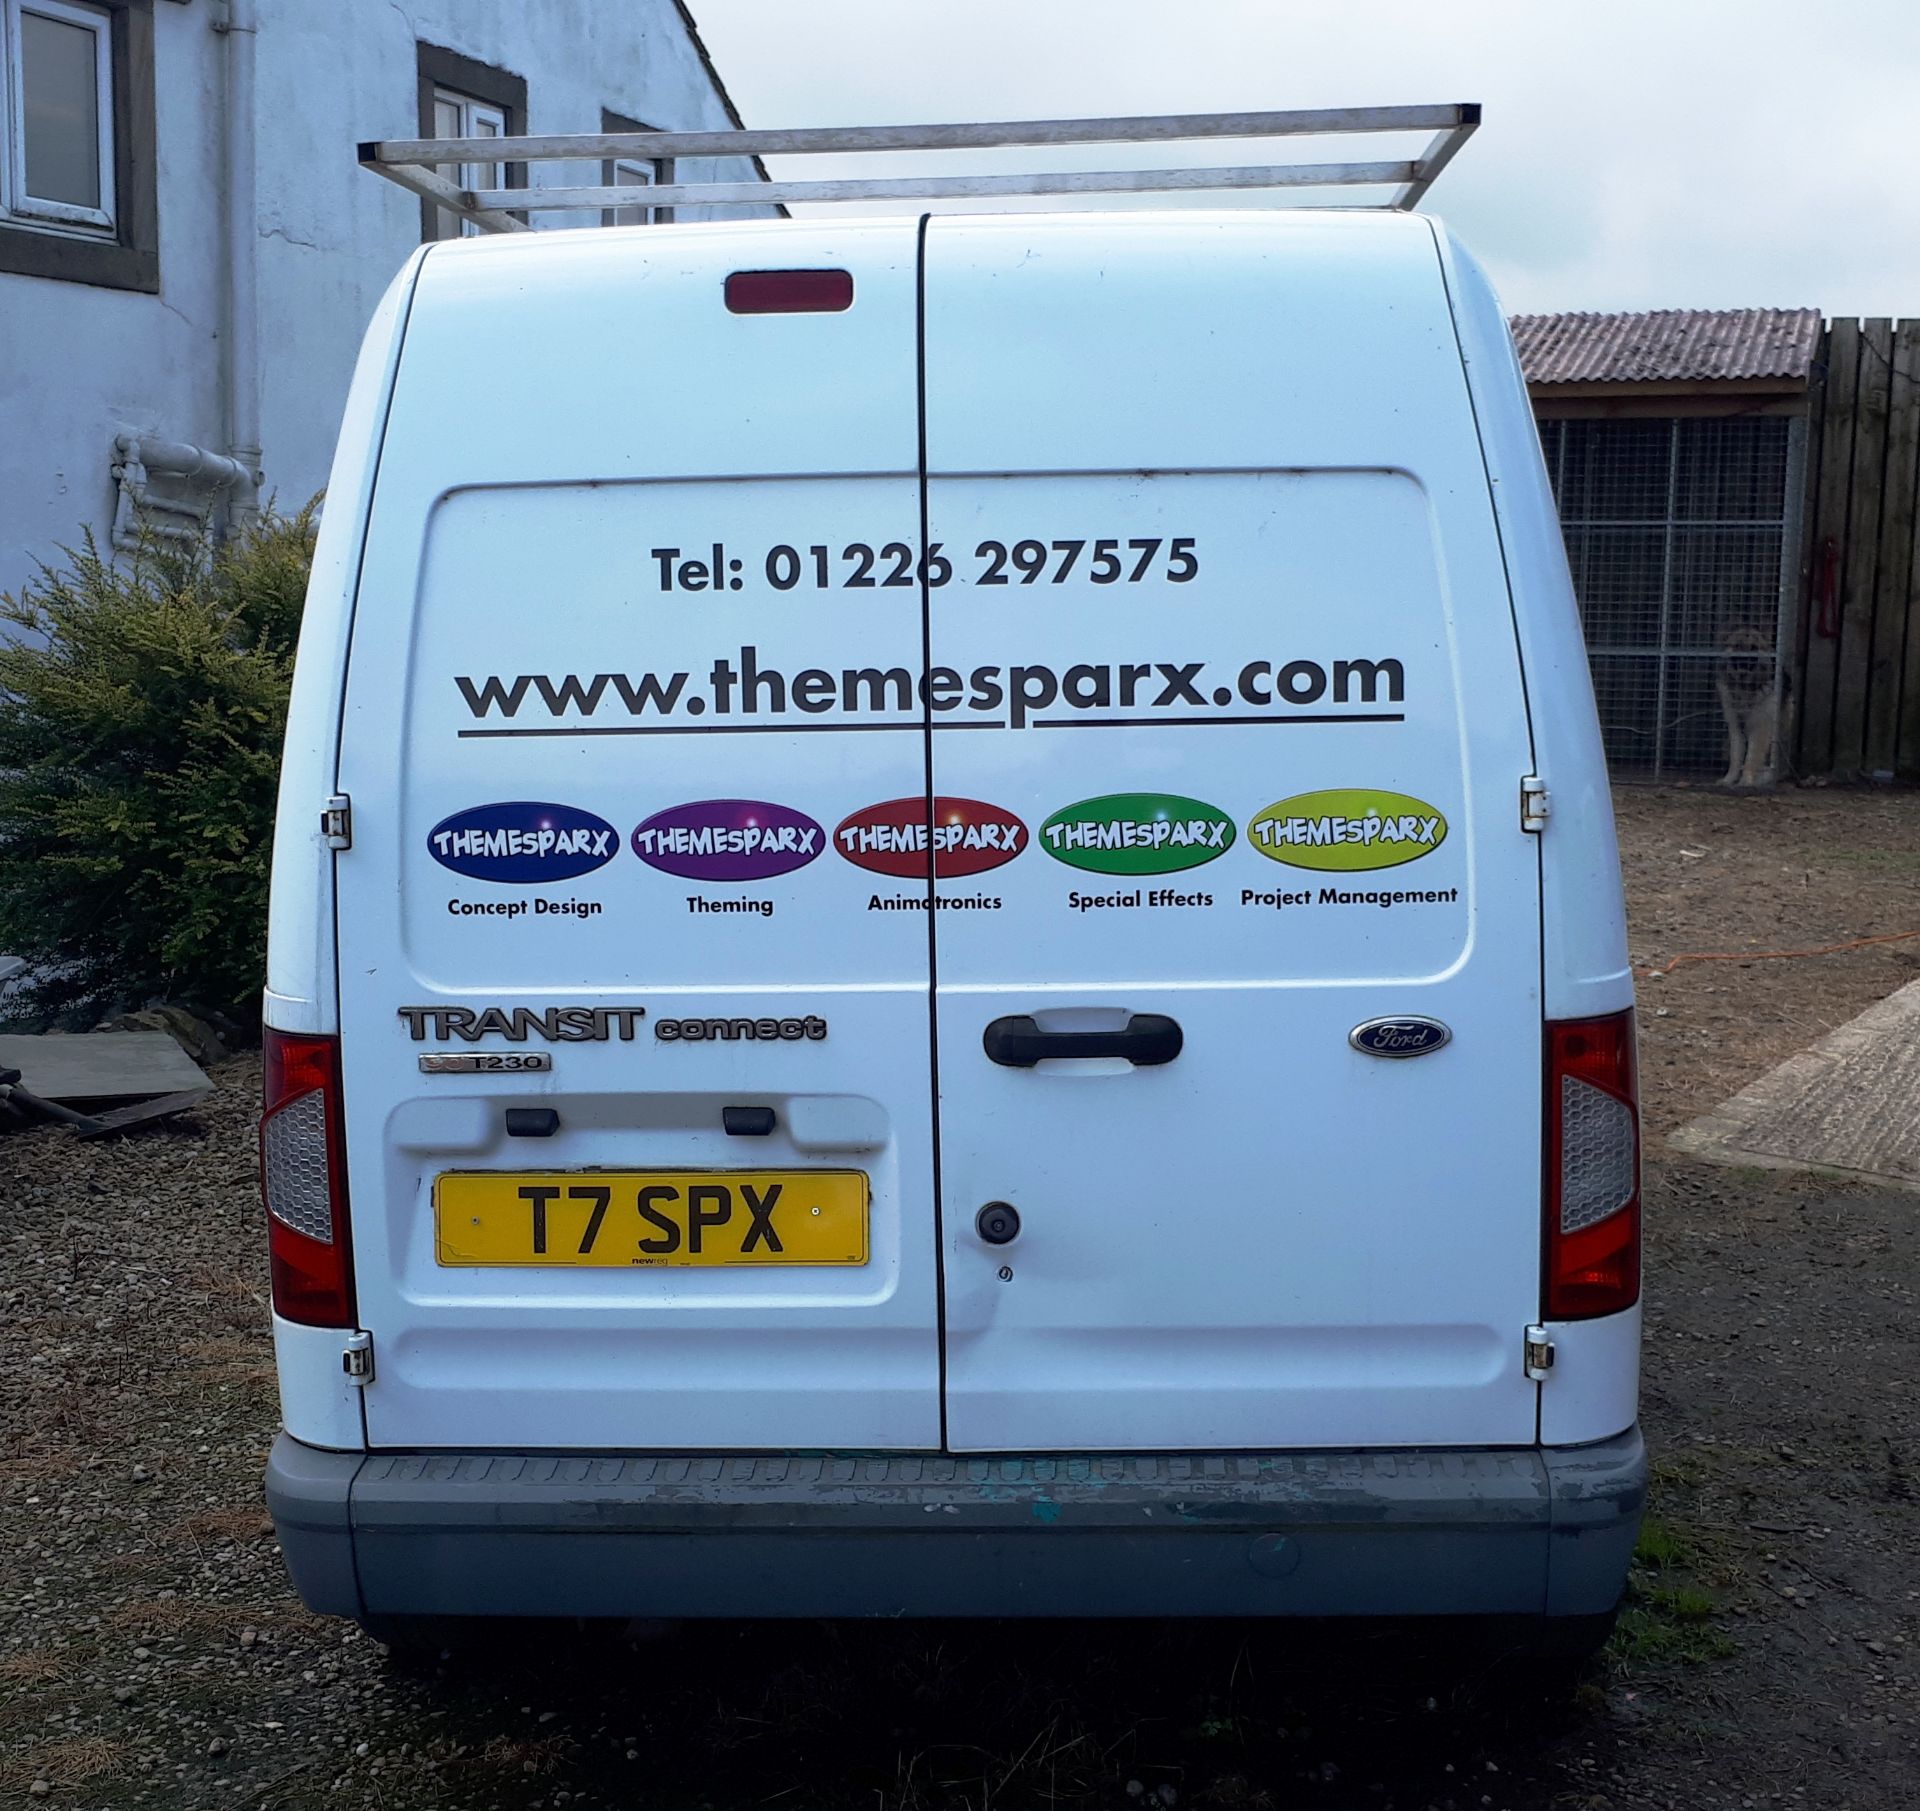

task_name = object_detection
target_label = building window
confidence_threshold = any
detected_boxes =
[601,108,670,227]
[0,0,154,290]
[604,153,655,226]
[3,0,113,230]
[415,42,525,243]
[427,87,505,239]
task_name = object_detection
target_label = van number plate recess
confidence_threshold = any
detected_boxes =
[420,1052,552,1074]
[433,1170,870,1268]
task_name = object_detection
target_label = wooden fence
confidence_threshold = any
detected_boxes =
[1795,318,1920,779]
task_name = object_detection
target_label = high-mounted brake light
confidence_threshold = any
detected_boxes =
[724,269,854,315]
[260,1029,355,1328]
[1544,1010,1640,1320]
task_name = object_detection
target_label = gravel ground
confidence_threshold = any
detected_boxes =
[2,785,1916,1810]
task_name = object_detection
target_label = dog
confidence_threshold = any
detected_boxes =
[1716,621,1779,787]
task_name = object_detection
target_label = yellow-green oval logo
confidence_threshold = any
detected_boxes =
[1249,790,1448,872]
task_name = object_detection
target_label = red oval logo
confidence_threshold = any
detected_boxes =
[833,796,1028,878]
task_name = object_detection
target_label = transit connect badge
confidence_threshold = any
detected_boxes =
[630,800,823,882]
[1248,790,1447,872]
[1039,793,1234,876]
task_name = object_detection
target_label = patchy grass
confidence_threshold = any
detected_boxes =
[0,1735,125,1791]
[17,1386,113,1449]
[182,1336,264,1364]
[1824,845,1920,872]
[1609,1513,1738,1671]
[439,1733,576,1785]
[169,1506,275,1548]
[182,1264,270,1334]
[100,1595,320,1641]
[96,1550,162,1578]
[102,1594,212,1637]
[0,1451,86,1482]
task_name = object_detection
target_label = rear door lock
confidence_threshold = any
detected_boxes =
[975,1202,1021,1245]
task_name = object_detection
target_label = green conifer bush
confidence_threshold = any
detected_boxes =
[0,507,315,1023]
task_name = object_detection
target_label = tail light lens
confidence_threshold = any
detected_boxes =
[260,1029,355,1327]
[1545,1010,1640,1320]
[724,268,854,314]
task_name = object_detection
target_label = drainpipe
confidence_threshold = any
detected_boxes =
[219,0,261,529]
[110,433,253,546]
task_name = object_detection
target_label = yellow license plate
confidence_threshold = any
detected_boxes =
[433,1170,869,1268]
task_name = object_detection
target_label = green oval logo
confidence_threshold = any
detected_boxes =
[1039,792,1234,875]
[1249,789,1448,871]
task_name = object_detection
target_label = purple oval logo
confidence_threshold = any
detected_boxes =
[630,799,824,882]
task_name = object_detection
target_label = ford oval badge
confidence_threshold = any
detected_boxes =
[1350,1016,1451,1059]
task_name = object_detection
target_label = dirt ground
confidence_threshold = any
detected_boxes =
[1612,785,1920,1135]
[2,785,1916,1810]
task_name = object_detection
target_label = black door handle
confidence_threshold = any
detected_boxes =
[982,1013,1183,1068]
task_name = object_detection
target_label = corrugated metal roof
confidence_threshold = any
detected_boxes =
[1511,308,1821,386]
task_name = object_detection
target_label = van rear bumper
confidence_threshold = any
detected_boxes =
[266,1425,1645,1622]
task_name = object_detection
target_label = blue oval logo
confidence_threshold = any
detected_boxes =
[428,802,619,883]
[1349,1016,1451,1059]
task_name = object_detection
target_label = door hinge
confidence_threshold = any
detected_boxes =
[321,794,352,850]
[342,1330,374,1383]
[1523,1324,1555,1381]
[1520,777,1550,833]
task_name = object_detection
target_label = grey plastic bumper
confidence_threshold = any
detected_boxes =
[266,1425,1645,1621]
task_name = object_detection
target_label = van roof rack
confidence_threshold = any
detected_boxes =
[357,102,1481,235]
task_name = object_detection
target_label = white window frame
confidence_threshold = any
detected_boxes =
[0,0,116,235]
[429,85,506,240]
[603,153,670,228]
[606,155,653,227]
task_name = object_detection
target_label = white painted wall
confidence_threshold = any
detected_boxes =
[0,0,765,605]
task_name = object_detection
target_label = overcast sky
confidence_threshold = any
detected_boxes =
[689,0,1917,318]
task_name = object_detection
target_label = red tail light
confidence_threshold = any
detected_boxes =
[724,268,854,314]
[260,1029,355,1327]
[1545,1010,1640,1320]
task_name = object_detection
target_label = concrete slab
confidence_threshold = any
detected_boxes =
[1670,978,1920,1191]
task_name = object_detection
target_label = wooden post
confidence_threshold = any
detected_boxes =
[1865,320,1920,776]
[1829,320,1892,777]
[1787,337,1829,775]
[1897,322,1920,779]
[1798,321,1859,774]
[1858,326,1920,772]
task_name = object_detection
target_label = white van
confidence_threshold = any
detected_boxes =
[261,206,1644,1652]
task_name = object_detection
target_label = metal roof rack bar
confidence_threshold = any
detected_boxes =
[370,158,533,234]
[358,102,1480,233]
[362,104,1477,168]
[463,161,1421,214]
[1389,116,1479,211]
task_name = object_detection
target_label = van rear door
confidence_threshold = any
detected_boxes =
[922,213,1544,1451]
[332,222,939,1451]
